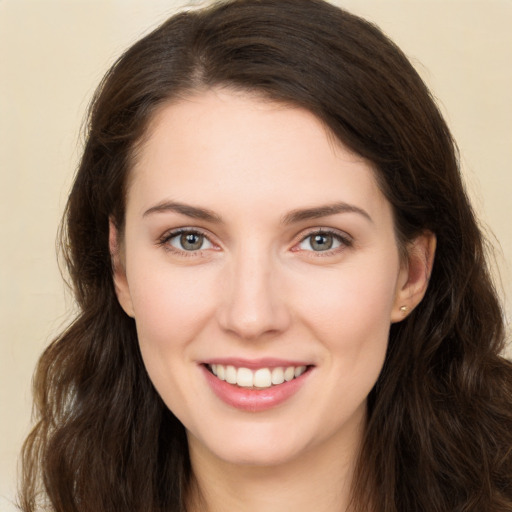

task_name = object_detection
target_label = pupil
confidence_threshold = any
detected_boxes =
[312,234,333,251]
[181,233,202,250]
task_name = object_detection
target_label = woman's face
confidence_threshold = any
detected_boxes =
[113,89,417,468]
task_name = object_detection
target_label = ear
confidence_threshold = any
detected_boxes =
[109,218,135,317]
[391,231,436,323]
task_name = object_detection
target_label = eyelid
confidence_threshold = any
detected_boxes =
[290,227,353,254]
[156,226,352,256]
[157,226,221,254]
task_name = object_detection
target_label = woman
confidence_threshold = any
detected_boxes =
[19,0,512,511]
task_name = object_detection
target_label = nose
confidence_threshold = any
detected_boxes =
[216,247,291,341]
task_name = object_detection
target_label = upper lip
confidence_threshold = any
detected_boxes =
[201,357,313,370]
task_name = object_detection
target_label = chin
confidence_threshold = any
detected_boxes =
[187,418,328,469]
[212,441,304,468]
[187,422,289,462]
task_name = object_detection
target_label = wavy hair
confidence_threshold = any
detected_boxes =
[19,1,512,511]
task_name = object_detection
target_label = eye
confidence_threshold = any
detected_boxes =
[297,231,350,252]
[166,230,214,252]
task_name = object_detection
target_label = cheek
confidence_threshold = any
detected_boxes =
[127,262,219,354]
[126,264,220,414]
[292,255,399,360]
[297,255,398,320]
[295,259,398,416]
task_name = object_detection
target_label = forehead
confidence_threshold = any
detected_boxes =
[127,88,389,222]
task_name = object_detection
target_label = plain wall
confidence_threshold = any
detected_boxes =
[1,1,511,509]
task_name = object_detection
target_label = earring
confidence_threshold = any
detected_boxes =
[400,305,409,313]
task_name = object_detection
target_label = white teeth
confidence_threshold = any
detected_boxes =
[225,365,237,384]
[237,367,253,388]
[294,365,306,377]
[253,368,272,388]
[271,367,284,385]
[284,366,295,381]
[208,364,308,389]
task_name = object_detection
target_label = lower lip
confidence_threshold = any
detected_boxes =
[201,365,311,412]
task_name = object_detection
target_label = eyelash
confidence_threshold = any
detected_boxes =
[157,227,353,257]
[292,228,353,256]
[157,228,217,257]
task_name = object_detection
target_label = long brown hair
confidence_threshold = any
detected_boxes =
[19,1,512,511]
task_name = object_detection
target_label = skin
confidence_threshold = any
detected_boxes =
[111,88,435,512]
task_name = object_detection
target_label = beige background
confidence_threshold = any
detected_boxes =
[1,1,511,509]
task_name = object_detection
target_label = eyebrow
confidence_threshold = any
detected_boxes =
[143,201,222,223]
[143,200,372,225]
[281,202,373,224]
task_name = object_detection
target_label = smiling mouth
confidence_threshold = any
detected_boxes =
[206,364,309,389]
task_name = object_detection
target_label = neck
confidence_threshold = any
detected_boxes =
[185,417,365,512]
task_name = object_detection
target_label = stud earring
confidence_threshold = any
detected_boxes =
[400,305,409,313]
